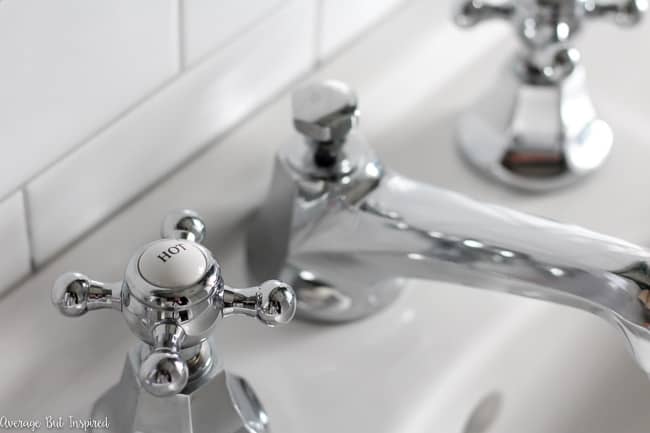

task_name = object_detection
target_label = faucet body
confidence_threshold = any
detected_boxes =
[92,338,265,433]
[248,128,650,374]
[454,0,646,190]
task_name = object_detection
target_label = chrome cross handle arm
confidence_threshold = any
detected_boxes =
[454,0,515,27]
[455,0,647,30]
[52,273,122,316]
[51,210,296,397]
[455,0,647,65]
[139,322,188,397]
[221,280,297,325]
[584,0,648,25]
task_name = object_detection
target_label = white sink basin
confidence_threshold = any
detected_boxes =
[4,1,650,432]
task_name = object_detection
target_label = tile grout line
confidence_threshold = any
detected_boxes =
[0,1,422,207]
[317,0,412,65]
[0,0,335,293]
[177,0,186,71]
[183,0,288,70]
[0,0,296,208]
[0,0,288,208]
[26,62,319,274]
[314,0,324,66]
[0,69,182,207]
[20,188,37,273]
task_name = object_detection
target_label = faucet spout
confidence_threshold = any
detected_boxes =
[248,80,650,375]
[248,137,650,375]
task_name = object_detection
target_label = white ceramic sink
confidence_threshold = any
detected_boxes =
[4,1,650,432]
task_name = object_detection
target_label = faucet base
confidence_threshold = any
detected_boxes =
[456,61,612,191]
[90,339,270,433]
[278,264,406,323]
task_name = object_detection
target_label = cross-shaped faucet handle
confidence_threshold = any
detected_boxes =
[455,0,647,47]
[51,209,296,397]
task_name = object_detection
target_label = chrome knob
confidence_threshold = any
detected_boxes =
[139,322,188,397]
[139,349,188,397]
[222,279,296,326]
[51,209,297,397]
[291,80,361,170]
[52,272,121,316]
[292,80,358,144]
[161,208,206,243]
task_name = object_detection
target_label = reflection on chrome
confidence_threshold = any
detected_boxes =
[453,0,647,190]
[248,81,650,376]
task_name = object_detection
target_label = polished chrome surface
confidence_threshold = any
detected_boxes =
[249,80,650,376]
[221,280,297,326]
[454,0,646,190]
[291,80,360,173]
[161,208,207,243]
[139,322,189,397]
[52,210,296,433]
[52,273,121,316]
[93,338,271,433]
[292,80,358,143]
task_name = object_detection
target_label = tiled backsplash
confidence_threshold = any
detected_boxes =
[0,0,408,294]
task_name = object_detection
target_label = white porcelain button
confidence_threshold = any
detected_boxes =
[138,240,207,288]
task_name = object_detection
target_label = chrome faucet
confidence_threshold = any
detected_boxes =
[52,210,296,433]
[248,80,650,377]
[454,0,647,190]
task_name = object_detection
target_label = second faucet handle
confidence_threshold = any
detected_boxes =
[585,0,648,25]
[455,0,647,45]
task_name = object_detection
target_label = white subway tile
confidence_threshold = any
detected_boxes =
[0,0,179,199]
[319,0,407,59]
[26,0,316,265]
[0,192,31,294]
[181,0,286,66]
